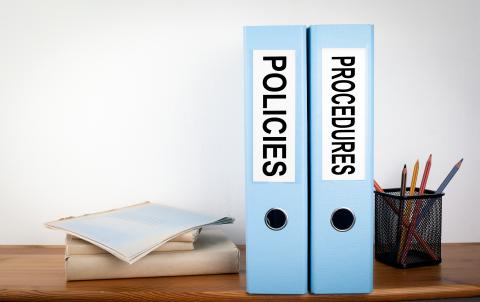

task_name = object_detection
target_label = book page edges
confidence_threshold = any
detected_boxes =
[65,230,239,281]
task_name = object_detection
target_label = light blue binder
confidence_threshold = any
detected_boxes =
[244,26,308,294]
[309,25,374,294]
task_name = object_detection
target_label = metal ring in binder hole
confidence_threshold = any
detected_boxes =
[330,207,356,232]
[264,208,288,231]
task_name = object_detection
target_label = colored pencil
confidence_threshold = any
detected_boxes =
[373,180,438,260]
[419,154,432,195]
[398,161,419,260]
[405,160,420,220]
[415,158,464,227]
[399,154,432,264]
[396,165,407,260]
[409,160,420,196]
[436,158,463,193]
[374,179,384,192]
[400,165,407,196]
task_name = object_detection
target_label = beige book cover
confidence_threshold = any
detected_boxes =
[65,229,239,281]
[66,235,194,255]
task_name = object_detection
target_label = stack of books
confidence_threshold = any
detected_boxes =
[45,202,239,281]
[65,229,239,281]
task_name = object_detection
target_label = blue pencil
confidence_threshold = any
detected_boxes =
[435,158,463,194]
[416,158,463,226]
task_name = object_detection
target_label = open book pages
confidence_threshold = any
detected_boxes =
[65,229,240,281]
[66,235,194,255]
[46,202,233,264]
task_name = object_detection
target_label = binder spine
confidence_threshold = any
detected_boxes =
[309,25,374,294]
[244,26,308,294]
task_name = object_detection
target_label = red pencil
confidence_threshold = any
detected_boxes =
[399,154,432,264]
[419,154,432,195]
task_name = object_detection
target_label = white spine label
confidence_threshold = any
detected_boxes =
[253,50,296,182]
[322,48,366,180]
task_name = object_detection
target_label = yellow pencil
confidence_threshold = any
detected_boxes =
[397,160,419,262]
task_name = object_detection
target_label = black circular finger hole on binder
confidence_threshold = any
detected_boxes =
[265,208,287,231]
[331,208,355,232]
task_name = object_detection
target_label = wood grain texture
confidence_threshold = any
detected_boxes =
[0,244,479,301]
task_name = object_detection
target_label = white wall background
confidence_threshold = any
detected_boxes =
[0,0,479,244]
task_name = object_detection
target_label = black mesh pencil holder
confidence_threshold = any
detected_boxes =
[375,188,443,268]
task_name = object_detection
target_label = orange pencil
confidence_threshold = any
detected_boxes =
[399,154,432,264]
[374,179,384,192]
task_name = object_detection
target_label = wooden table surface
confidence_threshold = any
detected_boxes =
[0,244,479,301]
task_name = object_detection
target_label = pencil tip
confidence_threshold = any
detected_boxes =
[457,158,463,167]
